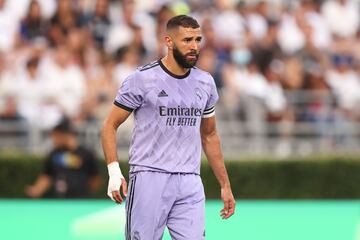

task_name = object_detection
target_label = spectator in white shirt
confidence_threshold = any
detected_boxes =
[325,54,360,118]
[321,0,360,38]
[42,45,86,119]
[0,0,19,51]
[212,0,246,49]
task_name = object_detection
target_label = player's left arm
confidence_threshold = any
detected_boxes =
[200,116,235,219]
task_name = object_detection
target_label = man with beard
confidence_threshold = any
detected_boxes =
[101,15,235,239]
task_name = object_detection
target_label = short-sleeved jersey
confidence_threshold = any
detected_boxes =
[114,60,219,174]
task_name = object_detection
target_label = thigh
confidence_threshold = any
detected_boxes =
[167,174,206,240]
[125,171,176,240]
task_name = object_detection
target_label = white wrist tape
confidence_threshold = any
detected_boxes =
[107,162,124,201]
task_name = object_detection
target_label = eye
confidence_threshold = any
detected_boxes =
[184,38,192,43]
[196,37,202,43]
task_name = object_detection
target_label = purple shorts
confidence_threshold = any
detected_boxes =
[125,171,205,240]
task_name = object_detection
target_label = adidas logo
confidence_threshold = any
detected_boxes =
[158,90,168,97]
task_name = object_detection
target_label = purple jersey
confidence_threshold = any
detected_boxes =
[114,60,219,174]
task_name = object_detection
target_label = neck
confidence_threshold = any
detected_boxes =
[66,136,79,150]
[161,54,189,76]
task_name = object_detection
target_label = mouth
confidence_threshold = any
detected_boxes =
[186,55,198,61]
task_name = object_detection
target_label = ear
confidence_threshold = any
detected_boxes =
[164,35,173,50]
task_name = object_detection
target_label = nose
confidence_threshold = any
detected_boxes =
[190,40,199,52]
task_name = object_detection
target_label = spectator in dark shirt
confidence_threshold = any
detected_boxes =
[20,0,48,43]
[47,0,81,47]
[80,0,110,49]
[25,119,101,198]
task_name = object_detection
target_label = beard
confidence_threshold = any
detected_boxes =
[173,45,199,69]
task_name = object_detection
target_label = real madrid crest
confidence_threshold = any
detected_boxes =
[194,87,202,101]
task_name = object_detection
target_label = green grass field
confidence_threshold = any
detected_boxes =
[1,200,359,240]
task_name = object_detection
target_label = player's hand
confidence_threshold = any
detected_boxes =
[220,186,235,219]
[107,162,127,203]
[108,177,127,204]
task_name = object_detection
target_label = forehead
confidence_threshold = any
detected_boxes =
[175,26,202,38]
[51,130,71,137]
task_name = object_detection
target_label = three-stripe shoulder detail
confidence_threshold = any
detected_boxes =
[137,61,159,72]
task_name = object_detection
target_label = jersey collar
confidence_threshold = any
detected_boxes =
[158,59,191,79]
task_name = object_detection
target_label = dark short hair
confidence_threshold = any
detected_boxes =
[166,15,200,31]
[52,118,76,135]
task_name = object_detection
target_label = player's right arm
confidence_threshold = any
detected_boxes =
[101,105,132,203]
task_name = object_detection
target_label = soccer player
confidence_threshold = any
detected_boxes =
[101,15,235,239]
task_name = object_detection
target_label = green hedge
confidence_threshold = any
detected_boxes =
[1,155,360,199]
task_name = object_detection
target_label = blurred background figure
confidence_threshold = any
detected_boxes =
[321,0,359,39]
[25,119,100,198]
[112,44,140,87]
[16,54,45,125]
[47,0,80,47]
[80,0,111,49]
[0,0,19,51]
[42,44,86,121]
[19,0,48,45]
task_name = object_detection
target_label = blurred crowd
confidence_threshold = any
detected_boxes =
[0,0,360,143]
